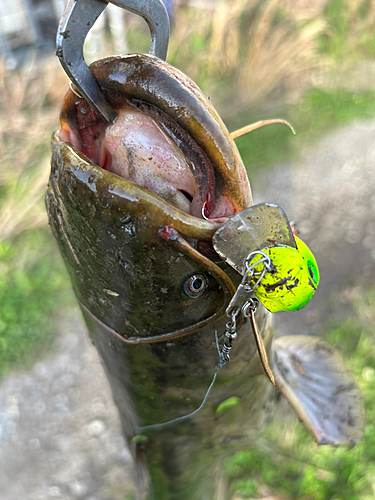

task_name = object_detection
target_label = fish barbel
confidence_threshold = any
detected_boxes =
[46,54,364,499]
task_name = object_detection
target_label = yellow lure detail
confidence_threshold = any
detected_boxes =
[249,236,319,313]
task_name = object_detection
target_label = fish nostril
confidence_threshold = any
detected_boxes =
[180,190,193,203]
[183,273,207,298]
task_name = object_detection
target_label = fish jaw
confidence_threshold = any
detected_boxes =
[59,53,252,222]
[52,54,257,344]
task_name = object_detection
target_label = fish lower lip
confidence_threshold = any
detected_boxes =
[52,131,220,243]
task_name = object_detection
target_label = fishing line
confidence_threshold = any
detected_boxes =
[137,371,218,433]
[75,290,223,430]
[136,333,225,433]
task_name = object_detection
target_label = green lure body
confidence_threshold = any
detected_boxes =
[250,236,319,313]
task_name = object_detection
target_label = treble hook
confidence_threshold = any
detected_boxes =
[56,0,170,123]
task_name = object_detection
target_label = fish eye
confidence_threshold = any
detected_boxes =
[183,273,207,298]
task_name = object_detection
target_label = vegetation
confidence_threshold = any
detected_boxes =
[224,285,375,499]
[0,233,72,377]
[0,59,73,375]
[235,87,375,173]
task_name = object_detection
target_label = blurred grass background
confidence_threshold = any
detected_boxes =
[1,0,375,498]
[223,287,375,500]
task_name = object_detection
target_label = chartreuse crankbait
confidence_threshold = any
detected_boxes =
[212,203,319,382]
[249,235,319,313]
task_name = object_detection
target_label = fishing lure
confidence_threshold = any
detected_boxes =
[212,203,320,382]
[253,237,319,312]
[249,235,319,313]
[213,203,319,312]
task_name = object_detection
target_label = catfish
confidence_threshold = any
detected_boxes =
[47,54,364,499]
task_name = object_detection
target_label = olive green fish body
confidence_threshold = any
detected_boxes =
[47,136,275,498]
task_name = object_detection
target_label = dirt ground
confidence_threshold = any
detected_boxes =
[1,118,374,499]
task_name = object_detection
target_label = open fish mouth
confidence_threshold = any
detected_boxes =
[58,53,252,223]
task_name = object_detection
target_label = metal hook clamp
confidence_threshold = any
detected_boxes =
[56,0,170,122]
[216,250,276,384]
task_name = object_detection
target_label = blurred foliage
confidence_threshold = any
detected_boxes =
[319,0,375,61]
[127,0,327,104]
[235,88,375,173]
[0,232,72,377]
[0,59,71,376]
[224,285,375,499]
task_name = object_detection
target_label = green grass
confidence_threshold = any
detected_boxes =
[234,88,375,176]
[0,229,73,377]
[296,89,375,135]
[319,0,375,62]
[225,286,375,500]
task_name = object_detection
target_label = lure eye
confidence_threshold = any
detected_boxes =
[183,274,207,298]
[307,260,319,286]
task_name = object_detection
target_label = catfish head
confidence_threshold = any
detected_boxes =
[48,53,253,343]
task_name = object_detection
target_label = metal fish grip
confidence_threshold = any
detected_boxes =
[56,0,170,122]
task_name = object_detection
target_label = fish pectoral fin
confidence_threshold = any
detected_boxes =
[272,335,365,445]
